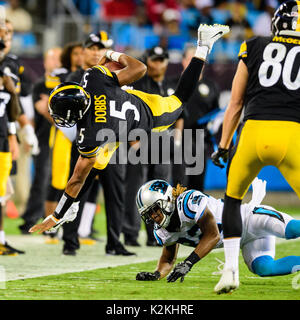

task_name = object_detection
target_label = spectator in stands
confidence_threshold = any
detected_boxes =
[225,1,254,41]
[252,1,277,36]
[5,0,33,33]
[145,0,179,31]
[101,0,136,21]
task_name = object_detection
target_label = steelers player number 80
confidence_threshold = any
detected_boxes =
[258,43,300,90]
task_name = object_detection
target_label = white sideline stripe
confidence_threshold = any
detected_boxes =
[1,236,299,282]
[0,234,192,282]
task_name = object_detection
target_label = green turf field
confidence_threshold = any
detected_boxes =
[0,207,300,300]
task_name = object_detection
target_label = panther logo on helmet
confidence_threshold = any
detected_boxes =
[136,180,175,229]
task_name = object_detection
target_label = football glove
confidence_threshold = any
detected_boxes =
[198,24,230,53]
[21,124,40,155]
[136,271,160,281]
[48,201,79,232]
[211,147,229,169]
[167,261,193,283]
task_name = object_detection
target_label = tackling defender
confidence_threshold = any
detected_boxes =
[135,178,300,284]
[211,0,300,293]
[29,24,230,234]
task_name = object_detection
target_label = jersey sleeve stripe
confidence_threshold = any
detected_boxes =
[183,190,197,219]
[238,41,247,58]
[153,230,163,246]
[78,146,101,157]
[93,65,113,78]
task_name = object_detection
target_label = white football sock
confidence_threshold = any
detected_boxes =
[223,237,241,271]
[78,202,96,238]
[0,230,5,244]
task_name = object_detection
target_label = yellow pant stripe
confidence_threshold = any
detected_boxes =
[93,142,121,170]
[51,130,72,190]
[0,152,12,197]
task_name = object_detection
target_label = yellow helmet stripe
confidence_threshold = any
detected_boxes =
[100,30,108,41]
[297,1,300,32]
[49,84,90,104]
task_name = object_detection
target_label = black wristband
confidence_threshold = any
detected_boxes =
[53,192,75,219]
[154,271,161,280]
[185,251,201,266]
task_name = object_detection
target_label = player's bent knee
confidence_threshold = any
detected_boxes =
[285,220,300,240]
[252,255,275,277]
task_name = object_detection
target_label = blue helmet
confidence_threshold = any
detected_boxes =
[136,180,175,228]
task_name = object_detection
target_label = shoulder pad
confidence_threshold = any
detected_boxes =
[179,190,208,221]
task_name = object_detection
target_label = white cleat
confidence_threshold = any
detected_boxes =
[214,268,239,294]
[198,24,230,52]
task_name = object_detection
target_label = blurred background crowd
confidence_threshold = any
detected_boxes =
[0,0,294,255]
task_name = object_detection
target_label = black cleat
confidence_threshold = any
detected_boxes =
[62,248,77,256]
[106,247,136,256]
[0,242,25,255]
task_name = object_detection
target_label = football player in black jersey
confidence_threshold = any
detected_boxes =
[3,19,38,154]
[29,24,230,234]
[0,37,24,254]
[211,1,300,294]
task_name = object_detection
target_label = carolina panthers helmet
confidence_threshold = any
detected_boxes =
[136,180,175,228]
[48,82,91,127]
[271,1,300,36]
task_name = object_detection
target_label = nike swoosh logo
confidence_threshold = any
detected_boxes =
[212,31,223,38]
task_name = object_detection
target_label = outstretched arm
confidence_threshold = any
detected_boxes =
[29,155,96,233]
[167,208,220,283]
[219,60,248,149]
[136,244,179,281]
[211,59,248,168]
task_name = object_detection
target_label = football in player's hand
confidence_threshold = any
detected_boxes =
[104,61,124,71]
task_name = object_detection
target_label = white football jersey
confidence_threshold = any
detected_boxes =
[154,190,224,248]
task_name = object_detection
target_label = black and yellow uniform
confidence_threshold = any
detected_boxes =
[20,76,53,231]
[74,65,183,169]
[0,87,13,198]
[123,73,177,245]
[226,34,300,201]
[47,68,73,201]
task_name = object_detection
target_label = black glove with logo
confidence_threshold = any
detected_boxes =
[136,271,161,281]
[167,261,193,283]
[211,147,229,169]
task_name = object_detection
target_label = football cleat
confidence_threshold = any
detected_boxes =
[214,268,239,294]
[197,24,230,52]
[0,242,25,255]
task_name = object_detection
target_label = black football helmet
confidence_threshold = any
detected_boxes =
[48,82,91,127]
[271,1,300,36]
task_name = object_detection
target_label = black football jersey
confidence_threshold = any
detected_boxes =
[238,35,300,122]
[76,65,152,150]
[0,88,12,139]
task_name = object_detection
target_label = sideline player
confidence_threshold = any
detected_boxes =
[29,24,230,234]
[211,1,300,293]
[0,38,23,254]
[135,178,300,284]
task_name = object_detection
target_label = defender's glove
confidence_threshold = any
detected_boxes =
[21,124,40,155]
[136,271,160,281]
[211,147,229,169]
[47,201,79,232]
[167,261,193,283]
